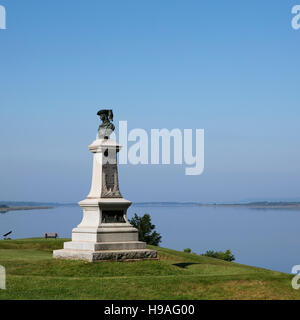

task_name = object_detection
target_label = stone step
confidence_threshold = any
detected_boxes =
[64,241,147,251]
[53,248,158,262]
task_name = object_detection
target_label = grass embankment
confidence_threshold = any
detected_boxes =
[0,238,298,300]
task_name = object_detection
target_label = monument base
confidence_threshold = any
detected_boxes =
[53,239,158,262]
[53,247,158,262]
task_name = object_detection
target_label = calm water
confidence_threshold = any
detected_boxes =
[0,205,299,274]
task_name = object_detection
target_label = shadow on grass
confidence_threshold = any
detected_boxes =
[173,262,201,269]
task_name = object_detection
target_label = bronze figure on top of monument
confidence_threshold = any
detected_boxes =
[97,109,115,139]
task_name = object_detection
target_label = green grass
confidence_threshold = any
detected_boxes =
[0,238,298,300]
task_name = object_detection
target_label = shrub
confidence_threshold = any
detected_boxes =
[129,213,162,246]
[183,248,192,253]
[202,249,235,262]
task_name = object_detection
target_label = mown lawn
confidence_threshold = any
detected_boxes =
[0,238,298,300]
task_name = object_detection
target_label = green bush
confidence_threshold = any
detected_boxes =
[183,248,192,253]
[202,249,235,262]
[129,213,162,246]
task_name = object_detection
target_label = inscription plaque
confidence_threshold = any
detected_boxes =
[102,210,126,223]
[101,163,122,198]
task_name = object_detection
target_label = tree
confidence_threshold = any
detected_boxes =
[129,213,162,246]
[202,249,235,262]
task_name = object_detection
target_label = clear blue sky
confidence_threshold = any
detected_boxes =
[0,0,300,203]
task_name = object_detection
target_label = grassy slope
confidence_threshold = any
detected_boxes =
[0,238,298,300]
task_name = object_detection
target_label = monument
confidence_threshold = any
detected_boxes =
[53,109,157,262]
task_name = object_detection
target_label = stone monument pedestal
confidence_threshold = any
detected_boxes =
[53,137,157,262]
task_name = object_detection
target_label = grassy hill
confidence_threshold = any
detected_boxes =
[0,238,298,300]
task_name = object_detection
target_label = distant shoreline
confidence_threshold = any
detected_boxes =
[2,201,300,211]
[0,206,53,213]
[133,202,300,209]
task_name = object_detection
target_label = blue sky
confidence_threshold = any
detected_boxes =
[0,0,300,203]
